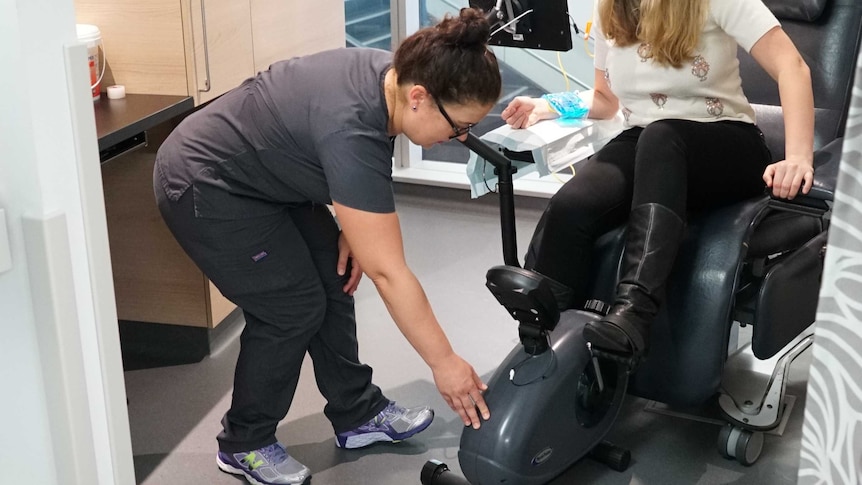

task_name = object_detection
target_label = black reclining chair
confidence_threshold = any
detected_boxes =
[577,0,862,465]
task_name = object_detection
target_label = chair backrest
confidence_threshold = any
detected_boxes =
[739,0,862,161]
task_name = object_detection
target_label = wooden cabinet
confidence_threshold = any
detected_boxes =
[187,0,256,105]
[249,0,346,74]
[100,130,235,328]
[75,0,345,105]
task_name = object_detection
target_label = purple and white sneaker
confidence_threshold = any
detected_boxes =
[216,442,310,485]
[335,401,434,449]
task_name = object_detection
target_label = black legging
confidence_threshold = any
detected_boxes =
[527,119,772,304]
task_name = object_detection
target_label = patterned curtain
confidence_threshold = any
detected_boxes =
[798,51,862,484]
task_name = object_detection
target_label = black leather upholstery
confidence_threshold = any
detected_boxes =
[751,230,828,357]
[740,0,862,161]
[584,0,862,406]
[763,0,828,21]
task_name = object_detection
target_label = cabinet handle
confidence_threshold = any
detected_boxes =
[197,0,212,92]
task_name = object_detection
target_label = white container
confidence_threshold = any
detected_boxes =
[76,24,105,101]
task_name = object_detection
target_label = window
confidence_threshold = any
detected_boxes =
[344,0,596,196]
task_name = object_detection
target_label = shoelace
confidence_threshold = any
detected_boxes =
[257,443,287,464]
[382,403,400,420]
[369,410,386,426]
[368,403,397,427]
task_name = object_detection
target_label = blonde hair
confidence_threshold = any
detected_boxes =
[598,0,708,68]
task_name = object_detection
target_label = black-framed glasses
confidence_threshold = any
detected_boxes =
[436,100,475,139]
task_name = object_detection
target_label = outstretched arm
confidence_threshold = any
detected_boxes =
[751,26,815,200]
[332,201,490,429]
[501,68,619,128]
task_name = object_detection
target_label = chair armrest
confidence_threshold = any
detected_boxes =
[805,137,842,201]
[768,137,842,212]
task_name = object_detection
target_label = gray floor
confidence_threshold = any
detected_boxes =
[126,183,810,485]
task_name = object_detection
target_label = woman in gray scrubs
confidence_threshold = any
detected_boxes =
[153,8,501,485]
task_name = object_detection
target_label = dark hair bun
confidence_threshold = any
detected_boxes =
[436,7,491,51]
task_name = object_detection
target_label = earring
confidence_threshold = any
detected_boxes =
[411,105,417,111]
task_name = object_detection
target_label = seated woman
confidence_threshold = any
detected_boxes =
[501,0,814,361]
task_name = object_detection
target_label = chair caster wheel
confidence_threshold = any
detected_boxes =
[717,423,764,466]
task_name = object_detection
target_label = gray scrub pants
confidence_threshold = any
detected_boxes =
[154,182,387,453]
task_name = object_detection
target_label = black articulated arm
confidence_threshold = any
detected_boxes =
[462,133,521,267]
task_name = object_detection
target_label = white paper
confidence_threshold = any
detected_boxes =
[466,114,625,198]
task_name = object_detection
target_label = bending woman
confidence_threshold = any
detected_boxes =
[154,9,501,485]
[501,0,813,360]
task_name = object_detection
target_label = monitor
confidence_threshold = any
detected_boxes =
[469,0,573,52]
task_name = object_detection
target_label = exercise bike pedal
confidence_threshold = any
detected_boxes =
[587,343,643,374]
[588,440,632,472]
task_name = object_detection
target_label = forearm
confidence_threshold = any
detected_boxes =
[778,60,815,164]
[582,89,619,120]
[333,203,456,370]
[585,68,619,120]
[371,267,455,369]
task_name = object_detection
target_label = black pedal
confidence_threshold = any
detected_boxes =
[587,345,642,374]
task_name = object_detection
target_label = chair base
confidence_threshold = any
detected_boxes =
[718,325,814,431]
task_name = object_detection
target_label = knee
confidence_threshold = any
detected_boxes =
[544,194,578,229]
[635,121,691,177]
[249,284,329,336]
[638,120,686,152]
[289,286,329,330]
[541,197,594,243]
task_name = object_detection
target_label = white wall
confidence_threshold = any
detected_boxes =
[0,0,133,484]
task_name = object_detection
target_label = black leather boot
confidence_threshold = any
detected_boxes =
[583,203,685,358]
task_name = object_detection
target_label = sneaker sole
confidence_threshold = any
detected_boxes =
[216,455,311,485]
[336,415,434,449]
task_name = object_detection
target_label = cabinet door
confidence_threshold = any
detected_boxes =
[101,134,237,328]
[75,0,189,96]
[102,150,211,327]
[187,0,256,104]
[249,0,346,74]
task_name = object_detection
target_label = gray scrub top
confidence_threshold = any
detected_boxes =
[155,48,396,219]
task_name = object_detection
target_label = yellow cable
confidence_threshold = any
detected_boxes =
[583,20,594,58]
[550,163,577,184]
[556,52,571,92]
[546,14,592,184]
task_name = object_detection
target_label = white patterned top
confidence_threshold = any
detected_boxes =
[594,0,779,127]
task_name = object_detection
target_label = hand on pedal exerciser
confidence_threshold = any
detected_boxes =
[431,354,490,429]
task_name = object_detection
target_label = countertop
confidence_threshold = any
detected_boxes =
[94,93,194,158]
